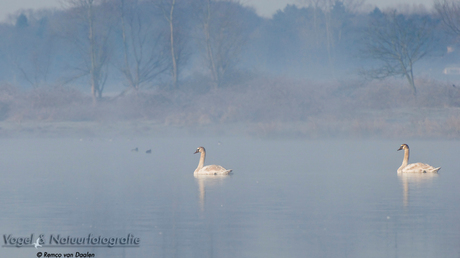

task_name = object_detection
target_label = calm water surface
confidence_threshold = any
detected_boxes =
[0,137,459,258]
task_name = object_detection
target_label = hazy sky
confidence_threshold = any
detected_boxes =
[1,0,434,22]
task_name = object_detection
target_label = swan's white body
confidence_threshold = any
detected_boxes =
[397,144,440,173]
[194,147,232,175]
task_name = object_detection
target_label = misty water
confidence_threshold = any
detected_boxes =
[0,136,459,258]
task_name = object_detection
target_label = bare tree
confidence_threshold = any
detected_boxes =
[361,10,434,96]
[6,12,56,88]
[435,0,460,36]
[163,0,178,90]
[196,0,250,89]
[297,0,334,63]
[204,0,217,87]
[298,0,359,67]
[117,0,169,93]
[62,0,114,104]
[342,0,365,13]
[160,0,190,90]
[298,0,323,47]
[15,46,54,88]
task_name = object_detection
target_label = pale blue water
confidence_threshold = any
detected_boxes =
[0,137,458,258]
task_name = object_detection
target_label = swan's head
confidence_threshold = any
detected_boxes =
[398,144,409,151]
[194,146,205,154]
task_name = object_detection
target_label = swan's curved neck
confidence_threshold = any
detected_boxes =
[196,150,206,171]
[402,148,409,167]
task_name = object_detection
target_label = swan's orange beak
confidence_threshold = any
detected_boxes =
[397,146,403,151]
[194,149,199,154]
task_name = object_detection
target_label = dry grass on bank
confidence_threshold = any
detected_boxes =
[0,77,459,138]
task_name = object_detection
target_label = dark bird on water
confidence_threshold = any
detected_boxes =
[146,149,152,154]
[131,147,138,152]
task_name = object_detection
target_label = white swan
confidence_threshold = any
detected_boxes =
[194,146,232,175]
[397,144,440,173]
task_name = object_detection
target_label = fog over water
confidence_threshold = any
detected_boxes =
[0,137,459,257]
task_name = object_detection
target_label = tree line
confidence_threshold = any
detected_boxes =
[0,0,458,103]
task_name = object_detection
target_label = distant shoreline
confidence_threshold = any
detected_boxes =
[0,77,458,140]
[0,117,458,140]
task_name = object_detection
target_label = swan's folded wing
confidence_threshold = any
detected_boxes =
[197,165,232,175]
[403,162,440,173]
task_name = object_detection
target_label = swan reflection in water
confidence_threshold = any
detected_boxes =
[398,172,438,207]
[194,174,231,212]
